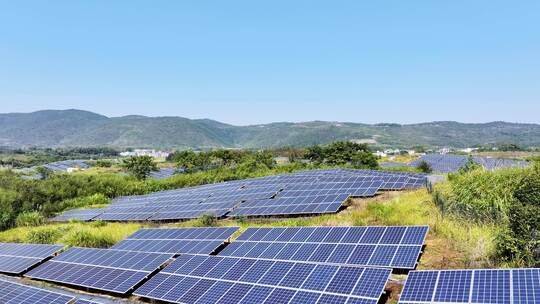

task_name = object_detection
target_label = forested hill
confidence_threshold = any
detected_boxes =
[1,109,539,149]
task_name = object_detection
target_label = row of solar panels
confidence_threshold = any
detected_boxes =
[406,154,530,173]
[5,265,540,304]
[2,226,538,304]
[0,225,428,304]
[0,278,104,304]
[52,169,427,222]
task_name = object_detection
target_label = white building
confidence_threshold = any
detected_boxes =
[120,149,170,158]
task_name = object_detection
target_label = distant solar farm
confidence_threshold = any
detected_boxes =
[383,153,530,173]
[52,168,428,222]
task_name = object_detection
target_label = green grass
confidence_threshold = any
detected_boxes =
[0,222,143,248]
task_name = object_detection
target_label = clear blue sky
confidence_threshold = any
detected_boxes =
[1,1,539,125]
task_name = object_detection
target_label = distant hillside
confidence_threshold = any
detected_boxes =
[0,110,539,149]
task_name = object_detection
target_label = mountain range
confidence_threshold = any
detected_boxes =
[0,109,539,149]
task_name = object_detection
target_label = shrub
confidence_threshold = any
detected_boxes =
[193,214,217,227]
[513,166,540,205]
[27,227,62,244]
[15,212,45,227]
[64,227,115,248]
[496,202,540,266]
[416,161,433,173]
[49,194,111,215]
[445,168,522,222]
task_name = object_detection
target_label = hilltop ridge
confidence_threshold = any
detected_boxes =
[1,110,539,149]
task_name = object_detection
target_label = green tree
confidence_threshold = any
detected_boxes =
[351,150,379,169]
[416,160,433,173]
[305,145,324,164]
[123,156,158,180]
[35,166,52,179]
[306,141,378,169]
[459,156,481,173]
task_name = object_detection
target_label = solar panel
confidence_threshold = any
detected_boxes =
[134,254,391,304]
[399,269,540,304]
[219,226,428,270]
[54,168,427,222]
[25,248,173,294]
[0,243,64,274]
[93,206,163,221]
[50,208,103,222]
[0,278,75,304]
[149,168,179,180]
[111,227,239,254]
[230,194,351,217]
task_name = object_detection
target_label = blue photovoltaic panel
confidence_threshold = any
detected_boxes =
[50,208,103,222]
[0,243,64,274]
[0,278,75,304]
[134,254,391,304]
[25,247,173,294]
[229,194,351,217]
[220,226,427,270]
[111,227,239,254]
[400,269,539,304]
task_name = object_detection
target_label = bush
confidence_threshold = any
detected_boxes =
[27,227,62,244]
[514,166,540,205]
[416,161,433,173]
[94,160,113,168]
[15,212,45,227]
[444,168,523,222]
[194,214,218,227]
[64,227,115,248]
[496,202,540,266]
[49,194,111,215]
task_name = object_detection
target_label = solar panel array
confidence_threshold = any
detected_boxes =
[53,169,427,222]
[409,154,530,173]
[399,268,540,304]
[42,160,91,172]
[0,243,64,275]
[25,248,173,294]
[134,253,391,304]
[219,226,428,270]
[0,278,75,304]
[149,168,179,180]
[111,227,239,254]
